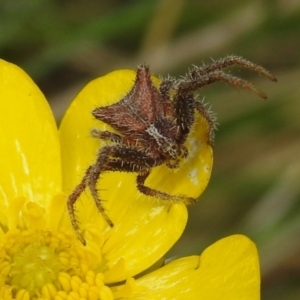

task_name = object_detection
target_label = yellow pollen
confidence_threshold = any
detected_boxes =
[0,229,114,300]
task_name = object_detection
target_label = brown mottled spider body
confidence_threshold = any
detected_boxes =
[67,55,276,244]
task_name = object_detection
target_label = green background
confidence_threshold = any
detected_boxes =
[1,1,299,299]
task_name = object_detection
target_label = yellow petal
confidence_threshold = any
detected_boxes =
[0,59,62,229]
[130,235,260,300]
[59,69,212,282]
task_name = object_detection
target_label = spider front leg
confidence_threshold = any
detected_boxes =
[177,56,276,99]
[173,90,217,146]
[173,92,196,144]
[180,70,269,99]
[194,55,277,81]
[137,170,196,205]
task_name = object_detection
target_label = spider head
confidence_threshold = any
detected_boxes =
[161,139,180,159]
[146,124,181,160]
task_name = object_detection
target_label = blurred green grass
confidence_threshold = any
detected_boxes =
[1,0,300,299]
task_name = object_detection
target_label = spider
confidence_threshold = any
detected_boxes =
[67,55,276,244]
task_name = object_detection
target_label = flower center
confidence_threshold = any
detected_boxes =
[0,229,114,300]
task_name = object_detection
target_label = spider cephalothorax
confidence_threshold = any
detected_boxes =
[67,55,276,244]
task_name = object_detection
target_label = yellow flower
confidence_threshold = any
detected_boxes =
[0,59,260,299]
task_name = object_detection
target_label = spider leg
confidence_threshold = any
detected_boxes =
[67,146,117,245]
[178,70,269,99]
[68,145,159,244]
[158,77,175,116]
[173,92,195,144]
[195,100,217,145]
[176,55,277,98]
[194,55,277,82]
[173,91,217,146]
[173,68,266,145]
[137,170,196,205]
[159,77,175,96]
[67,165,93,245]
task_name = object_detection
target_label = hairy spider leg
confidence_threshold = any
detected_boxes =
[173,91,196,144]
[67,145,131,245]
[137,170,196,205]
[67,165,106,245]
[179,70,268,99]
[69,140,199,244]
[159,78,175,97]
[195,100,217,145]
[100,156,196,204]
[158,80,174,117]
[172,89,216,146]
[68,144,159,244]
[194,55,277,82]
